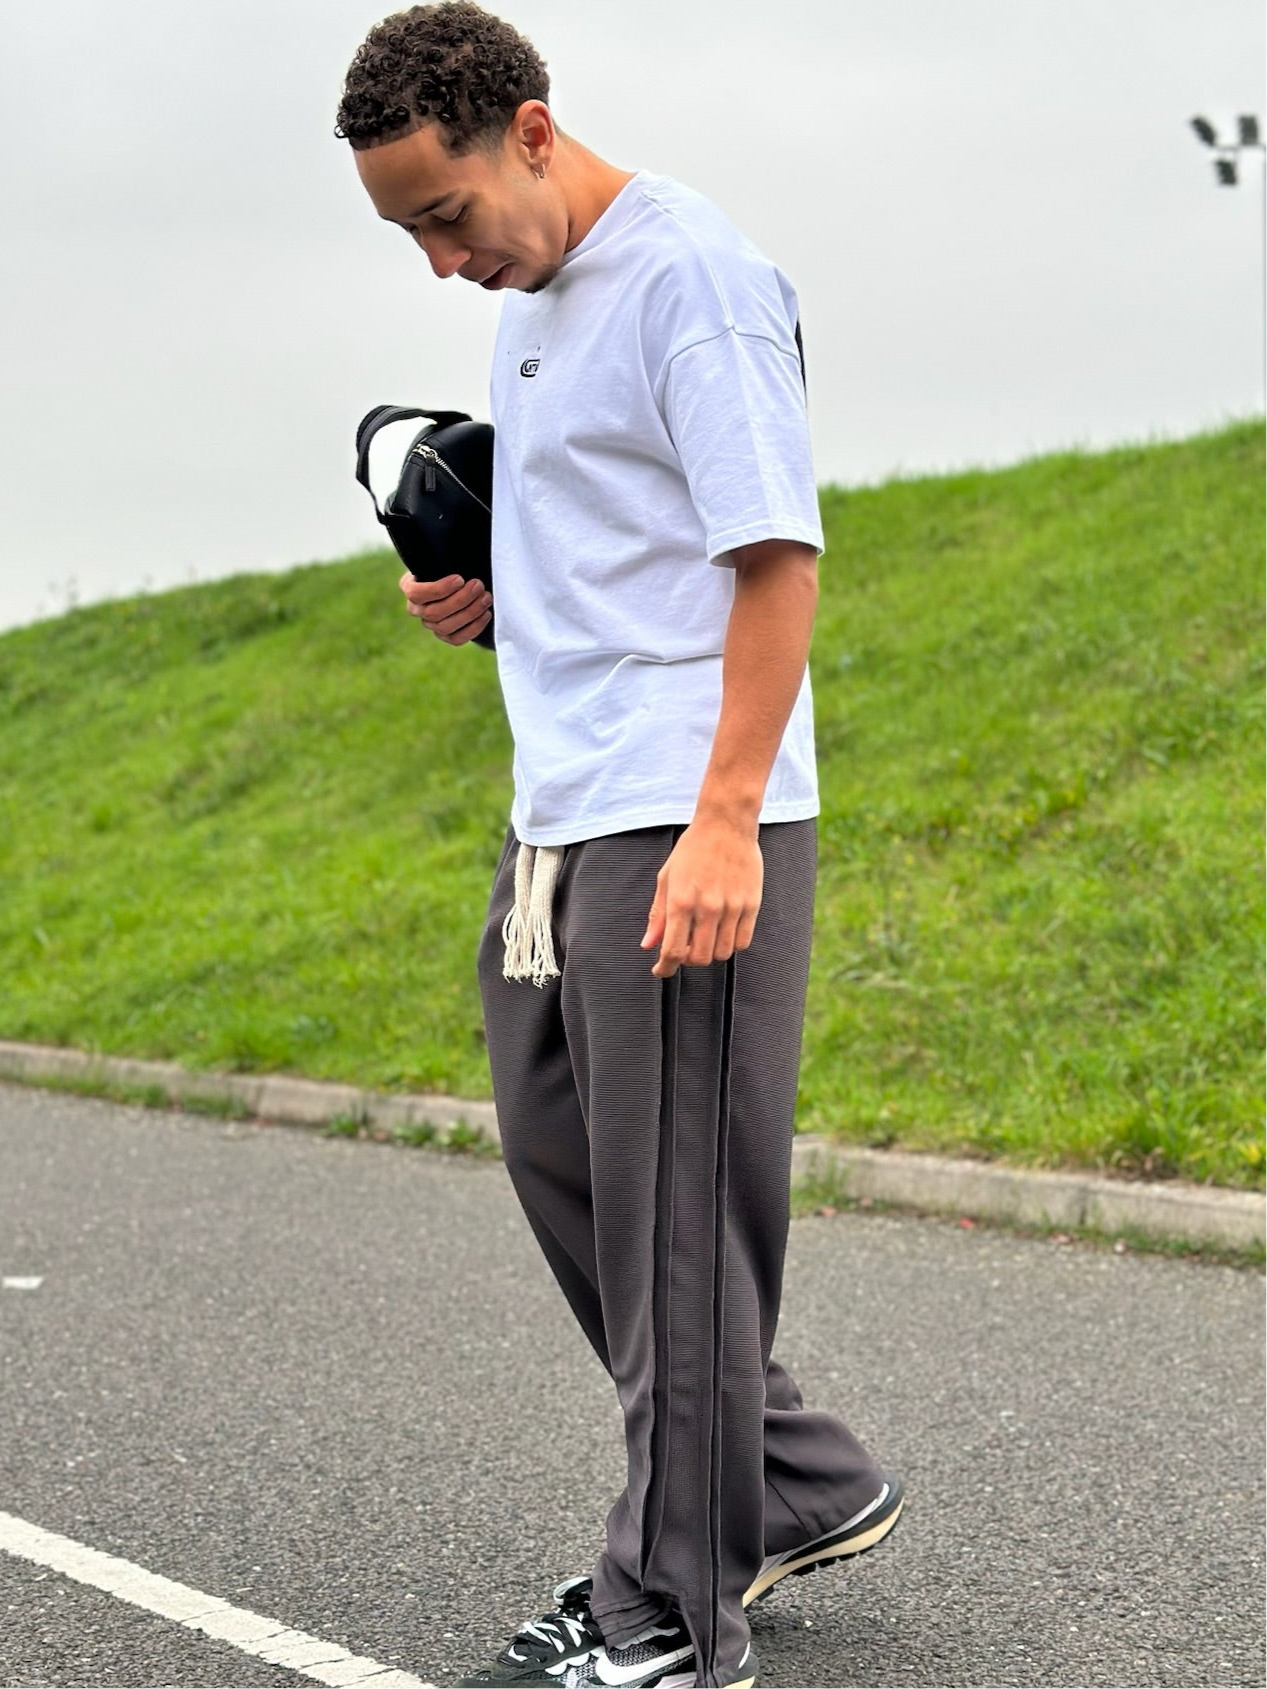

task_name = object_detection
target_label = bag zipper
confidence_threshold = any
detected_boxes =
[412,442,491,513]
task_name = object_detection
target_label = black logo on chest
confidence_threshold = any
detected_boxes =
[520,357,540,378]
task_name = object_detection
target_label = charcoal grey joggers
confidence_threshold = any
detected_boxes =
[476,816,886,1689]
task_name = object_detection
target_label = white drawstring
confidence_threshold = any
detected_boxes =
[501,840,565,985]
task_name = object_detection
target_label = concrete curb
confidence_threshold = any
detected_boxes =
[1,1038,1261,1253]
[789,1138,1263,1252]
[0,1039,499,1144]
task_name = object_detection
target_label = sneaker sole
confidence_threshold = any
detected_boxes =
[658,1634,760,1689]
[651,1648,756,1688]
[742,1479,905,1608]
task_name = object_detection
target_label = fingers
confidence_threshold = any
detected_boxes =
[463,608,493,643]
[647,897,755,976]
[651,896,698,977]
[440,599,492,644]
[399,572,493,643]
[399,568,460,606]
[640,904,665,952]
[711,909,742,963]
[685,896,724,968]
[732,907,759,954]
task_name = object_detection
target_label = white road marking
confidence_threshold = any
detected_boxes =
[0,1510,436,1687]
[2,1277,43,1289]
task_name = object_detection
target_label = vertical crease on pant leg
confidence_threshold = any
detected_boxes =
[639,969,679,1589]
[705,952,737,1685]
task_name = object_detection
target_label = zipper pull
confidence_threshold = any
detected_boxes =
[413,442,437,491]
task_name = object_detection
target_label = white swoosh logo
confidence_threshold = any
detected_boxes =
[594,1640,694,1685]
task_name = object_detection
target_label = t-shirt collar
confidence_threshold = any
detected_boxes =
[558,169,650,267]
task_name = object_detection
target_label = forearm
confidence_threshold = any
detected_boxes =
[692,540,819,832]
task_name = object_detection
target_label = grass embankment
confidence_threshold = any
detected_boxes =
[1,416,1262,1187]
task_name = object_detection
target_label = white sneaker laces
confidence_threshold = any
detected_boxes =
[508,1608,591,1657]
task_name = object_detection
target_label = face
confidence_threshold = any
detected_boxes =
[354,104,565,295]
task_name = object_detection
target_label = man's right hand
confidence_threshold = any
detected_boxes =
[400,570,493,645]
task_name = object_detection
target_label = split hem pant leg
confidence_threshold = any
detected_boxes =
[476,817,886,1689]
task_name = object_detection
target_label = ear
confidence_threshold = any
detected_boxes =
[509,99,555,174]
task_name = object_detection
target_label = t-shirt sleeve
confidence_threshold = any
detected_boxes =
[658,325,826,568]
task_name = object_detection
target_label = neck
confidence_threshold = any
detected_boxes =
[552,136,638,255]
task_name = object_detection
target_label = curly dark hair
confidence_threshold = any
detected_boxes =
[332,0,552,157]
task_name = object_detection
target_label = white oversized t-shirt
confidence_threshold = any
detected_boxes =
[488,168,825,847]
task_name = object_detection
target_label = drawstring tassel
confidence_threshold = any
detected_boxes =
[501,841,565,985]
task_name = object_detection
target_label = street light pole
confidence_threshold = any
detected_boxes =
[1190,113,1266,412]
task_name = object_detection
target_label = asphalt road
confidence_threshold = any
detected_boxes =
[0,1080,1262,1689]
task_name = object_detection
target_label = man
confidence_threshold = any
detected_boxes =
[335,5,903,1685]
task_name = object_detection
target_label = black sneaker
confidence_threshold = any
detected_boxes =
[454,1575,758,1687]
[743,1473,905,1608]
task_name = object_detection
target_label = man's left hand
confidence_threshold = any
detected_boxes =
[641,817,764,977]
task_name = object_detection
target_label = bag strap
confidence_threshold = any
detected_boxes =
[794,316,807,399]
[354,405,471,521]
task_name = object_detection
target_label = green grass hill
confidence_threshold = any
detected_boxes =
[1,416,1262,1187]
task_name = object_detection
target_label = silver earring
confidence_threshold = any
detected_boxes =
[534,166,545,179]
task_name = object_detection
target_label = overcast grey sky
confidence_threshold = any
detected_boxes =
[0,0,1262,634]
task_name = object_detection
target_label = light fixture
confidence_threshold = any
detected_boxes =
[1187,111,1265,409]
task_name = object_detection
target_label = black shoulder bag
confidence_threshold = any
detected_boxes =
[353,404,497,651]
